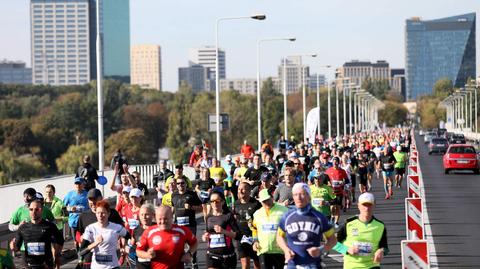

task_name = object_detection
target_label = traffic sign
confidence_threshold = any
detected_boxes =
[208,113,229,132]
[405,198,424,240]
[401,240,429,268]
[407,175,421,198]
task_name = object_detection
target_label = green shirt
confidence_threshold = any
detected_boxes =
[44,196,66,230]
[310,184,336,216]
[10,205,55,225]
[251,203,288,255]
[334,216,389,269]
[393,151,407,169]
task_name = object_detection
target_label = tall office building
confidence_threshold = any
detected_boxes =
[391,68,406,100]
[335,60,390,89]
[278,56,310,94]
[131,45,162,90]
[30,0,130,86]
[178,64,208,93]
[189,46,226,84]
[0,60,32,84]
[405,13,476,100]
[308,74,326,89]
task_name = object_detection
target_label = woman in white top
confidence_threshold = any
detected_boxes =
[79,200,130,269]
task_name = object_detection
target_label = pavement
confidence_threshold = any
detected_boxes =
[416,134,480,268]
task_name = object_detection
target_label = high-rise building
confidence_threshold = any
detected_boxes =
[405,13,476,101]
[178,64,208,93]
[220,78,258,95]
[0,60,32,84]
[30,0,130,86]
[277,56,310,94]
[335,60,390,89]
[308,74,326,89]
[391,68,406,100]
[188,46,226,82]
[131,45,162,90]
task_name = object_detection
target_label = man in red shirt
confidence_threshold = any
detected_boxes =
[241,140,255,159]
[136,206,198,269]
[325,156,349,228]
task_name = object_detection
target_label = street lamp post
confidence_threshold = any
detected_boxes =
[302,55,317,143]
[315,65,331,138]
[215,14,266,160]
[95,0,105,191]
[336,82,340,137]
[327,80,332,139]
[342,78,349,136]
[256,37,295,152]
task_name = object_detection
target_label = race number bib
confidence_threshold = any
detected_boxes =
[128,218,139,229]
[95,253,113,263]
[261,223,278,233]
[312,198,324,207]
[200,191,210,199]
[354,241,373,256]
[27,242,45,255]
[240,235,253,245]
[332,180,343,188]
[177,216,190,226]
[209,234,226,248]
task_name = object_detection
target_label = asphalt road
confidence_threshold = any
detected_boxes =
[417,134,480,268]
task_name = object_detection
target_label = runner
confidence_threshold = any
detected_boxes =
[309,173,336,221]
[12,199,64,269]
[251,189,288,269]
[129,204,155,269]
[136,206,198,269]
[276,183,337,268]
[333,192,389,269]
[9,188,55,232]
[325,157,349,227]
[232,182,262,269]
[273,167,295,207]
[379,147,396,200]
[393,145,407,188]
[63,177,89,250]
[195,166,216,222]
[203,191,240,269]
[44,185,66,232]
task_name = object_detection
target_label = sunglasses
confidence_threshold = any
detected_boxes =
[293,163,300,165]
[210,199,222,204]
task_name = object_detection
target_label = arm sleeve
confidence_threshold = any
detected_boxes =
[332,223,348,254]
[379,226,389,255]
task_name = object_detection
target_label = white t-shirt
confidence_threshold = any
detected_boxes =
[83,222,128,269]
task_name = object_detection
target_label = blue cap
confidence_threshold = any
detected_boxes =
[74,177,85,184]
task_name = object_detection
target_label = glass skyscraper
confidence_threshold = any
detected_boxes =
[405,13,476,101]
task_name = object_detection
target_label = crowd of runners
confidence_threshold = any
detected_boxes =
[5,128,412,269]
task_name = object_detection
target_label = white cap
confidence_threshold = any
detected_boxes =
[358,192,375,205]
[129,188,143,197]
[225,155,232,161]
[397,146,402,151]
[122,186,132,193]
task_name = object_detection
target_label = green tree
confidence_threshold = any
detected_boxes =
[433,78,454,98]
[379,101,408,126]
[0,148,47,185]
[105,128,155,165]
[55,141,98,174]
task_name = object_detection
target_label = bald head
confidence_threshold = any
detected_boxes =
[156,206,173,230]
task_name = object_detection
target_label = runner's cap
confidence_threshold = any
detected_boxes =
[358,192,375,205]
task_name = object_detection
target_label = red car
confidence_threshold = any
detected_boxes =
[443,144,479,174]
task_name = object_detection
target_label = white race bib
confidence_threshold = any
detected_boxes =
[240,235,253,245]
[177,216,190,226]
[354,241,373,256]
[200,191,210,199]
[27,242,45,256]
[312,198,324,207]
[261,223,278,233]
[128,218,139,229]
[209,234,226,248]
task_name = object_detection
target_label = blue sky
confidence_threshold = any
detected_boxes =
[1,0,478,91]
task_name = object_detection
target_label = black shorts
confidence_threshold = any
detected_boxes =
[206,252,237,269]
[350,174,356,187]
[332,195,344,205]
[235,241,259,260]
[359,174,368,186]
[395,167,405,176]
[259,253,285,269]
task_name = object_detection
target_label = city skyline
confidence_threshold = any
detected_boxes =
[1,0,479,92]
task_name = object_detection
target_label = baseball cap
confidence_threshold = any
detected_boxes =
[225,155,232,161]
[33,192,44,203]
[129,188,143,198]
[261,172,272,182]
[87,189,103,200]
[122,186,132,193]
[74,177,85,184]
[258,189,272,202]
[358,192,375,205]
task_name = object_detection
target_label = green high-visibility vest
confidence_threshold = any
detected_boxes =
[252,203,288,255]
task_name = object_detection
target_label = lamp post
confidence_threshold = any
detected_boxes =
[328,80,332,139]
[256,37,295,152]
[342,78,349,136]
[315,65,331,138]
[282,53,317,142]
[302,54,317,143]
[215,14,266,160]
[95,0,105,192]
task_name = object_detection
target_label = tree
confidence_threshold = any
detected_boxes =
[379,101,408,126]
[3,120,35,154]
[0,148,47,185]
[55,141,98,174]
[105,128,155,165]
[433,78,454,98]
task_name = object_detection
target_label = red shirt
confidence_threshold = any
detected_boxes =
[241,144,254,158]
[124,204,141,233]
[137,224,197,269]
[325,167,348,195]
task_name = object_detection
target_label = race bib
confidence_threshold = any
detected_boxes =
[240,235,253,245]
[312,198,324,207]
[213,177,220,184]
[177,216,190,226]
[27,242,45,256]
[354,242,373,256]
[332,180,343,188]
[209,234,226,248]
[383,163,392,170]
[96,254,113,263]
[278,158,284,163]
[200,191,210,199]
[295,264,317,269]
[261,223,278,233]
[128,218,139,229]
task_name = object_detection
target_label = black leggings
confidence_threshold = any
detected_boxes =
[206,252,237,269]
[259,253,285,269]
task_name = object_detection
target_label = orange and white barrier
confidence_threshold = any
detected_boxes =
[407,175,422,198]
[401,240,430,268]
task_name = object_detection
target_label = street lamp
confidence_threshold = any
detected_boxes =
[301,54,317,142]
[215,14,266,159]
[313,65,331,138]
[282,53,317,141]
[256,37,296,151]
[95,0,105,192]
